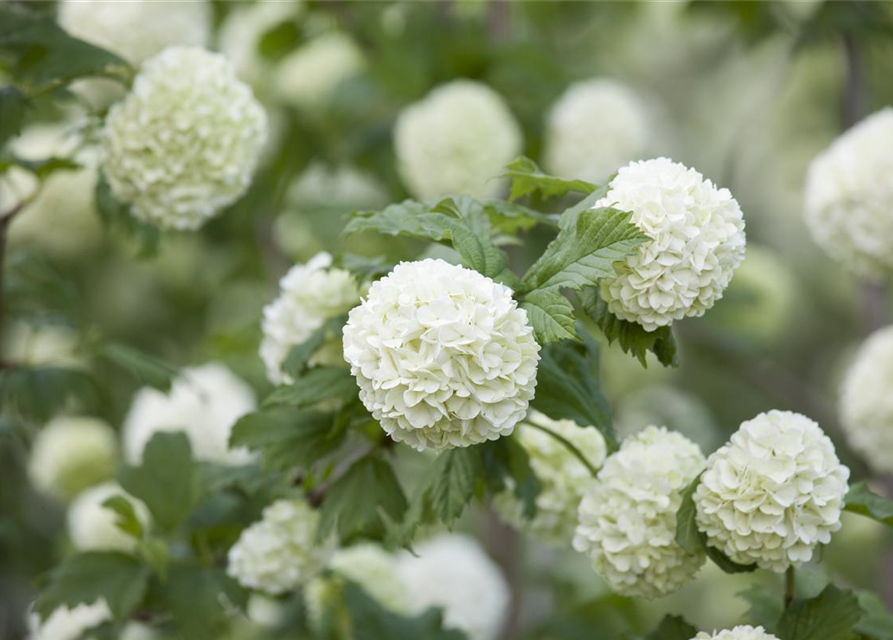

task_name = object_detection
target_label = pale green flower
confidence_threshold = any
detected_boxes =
[693,626,780,640]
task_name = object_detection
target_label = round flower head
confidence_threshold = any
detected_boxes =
[573,426,706,599]
[804,108,893,278]
[67,482,149,553]
[102,46,267,230]
[288,162,389,213]
[544,79,650,183]
[693,626,780,640]
[840,326,893,473]
[342,259,540,451]
[122,363,256,465]
[58,0,210,64]
[28,601,111,640]
[261,252,361,385]
[493,412,607,546]
[694,410,850,572]
[227,499,333,595]
[275,32,364,109]
[394,80,522,199]
[28,416,118,502]
[219,0,302,88]
[596,158,746,331]
[395,534,509,640]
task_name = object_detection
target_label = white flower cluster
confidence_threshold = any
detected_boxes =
[840,326,893,473]
[261,252,361,385]
[102,46,267,230]
[693,626,780,640]
[58,0,211,64]
[228,499,332,595]
[288,162,389,213]
[275,33,364,109]
[395,535,510,640]
[219,0,302,88]
[28,416,117,501]
[694,410,849,572]
[596,158,746,331]
[804,108,893,278]
[67,482,149,553]
[493,412,607,546]
[573,426,706,599]
[394,80,522,199]
[123,363,256,465]
[544,79,650,184]
[28,600,111,640]
[343,259,540,451]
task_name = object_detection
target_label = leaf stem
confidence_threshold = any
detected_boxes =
[524,420,600,478]
[785,566,796,610]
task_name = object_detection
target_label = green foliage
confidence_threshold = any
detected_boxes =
[0,86,28,148]
[99,343,177,392]
[844,482,893,527]
[281,315,347,380]
[162,565,247,640]
[645,614,697,640]
[519,286,578,344]
[777,584,864,640]
[95,172,159,257]
[342,581,466,640]
[501,156,596,201]
[855,591,893,640]
[480,436,541,519]
[263,367,357,409]
[102,495,144,539]
[0,365,97,422]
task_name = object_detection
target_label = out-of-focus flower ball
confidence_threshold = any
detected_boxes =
[122,362,256,465]
[596,158,746,331]
[227,499,333,595]
[4,322,85,369]
[804,108,893,279]
[28,416,118,502]
[840,326,893,473]
[275,33,364,109]
[693,626,780,640]
[394,80,522,199]
[260,252,360,385]
[287,162,389,213]
[493,411,607,546]
[67,482,149,553]
[102,46,267,230]
[395,534,509,640]
[343,259,540,451]
[695,410,849,572]
[544,79,650,183]
[573,426,706,598]
[28,600,111,640]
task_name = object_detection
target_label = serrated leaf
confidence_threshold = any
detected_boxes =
[427,448,481,527]
[263,367,357,408]
[674,474,704,555]
[777,585,864,640]
[645,614,697,640]
[101,495,144,539]
[35,552,150,621]
[280,315,346,380]
[230,409,345,472]
[844,481,893,527]
[501,156,596,201]
[0,86,29,147]
[343,581,466,640]
[100,343,177,392]
[479,199,559,234]
[520,286,578,345]
[480,437,541,519]
[163,565,247,640]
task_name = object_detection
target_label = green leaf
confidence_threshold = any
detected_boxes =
[163,565,247,640]
[501,156,596,201]
[35,552,150,621]
[519,286,578,345]
[0,366,98,423]
[704,546,758,574]
[119,432,197,535]
[426,448,481,527]
[230,409,346,472]
[581,288,678,368]
[101,495,144,539]
[280,315,347,380]
[738,583,783,631]
[645,614,697,640]
[95,172,159,257]
[674,474,704,555]
[317,457,408,544]
[777,585,864,640]
[844,481,893,527]
[135,538,169,582]
[0,155,80,178]
[263,367,357,408]
[479,199,559,234]
[0,86,29,148]
[100,343,177,392]
[342,581,466,640]
[481,437,542,519]
[855,590,893,640]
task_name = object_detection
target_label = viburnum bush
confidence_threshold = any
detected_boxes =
[3,3,893,640]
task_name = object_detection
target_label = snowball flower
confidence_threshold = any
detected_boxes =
[261,252,361,384]
[4,322,85,369]
[288,162,388,212]
[544,79,650,183]
[342,259,540,451]
[493,412,607,546]
[396,535,509,640]
[28,600,111,640]
[67,482,149,553]
[394,80,522,199]
[596,158,746,331]
[28,416,117,502]
[693,626,780,640]
[122,363,256,465]
[58,0,210,64]
[840,326,893,473]
[275,32,364,109]
[219,0,302,88]
[102,46,267,230]
[573,426,706,598]
[694,410,850,572]
[804,108,893,278]
[227,499,333,594]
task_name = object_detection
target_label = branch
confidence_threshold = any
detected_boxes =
[524,420,600,478]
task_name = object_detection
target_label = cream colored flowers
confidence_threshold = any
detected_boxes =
[544,79,650,183]
[493,412,606,546]
[694,410,849,572]
[597,158,746,331]
[275,33,364,109]
[573,426,706,598]
[261,252,361,385]
[804,108,893,278]
[67,482,149,553]
[342,259,540,451]
[693,627,780,640]
[840,326,893,473]
[102,46,267,230]
[227,499,332,595]
[394,80,522,199]
[28,600,112,640]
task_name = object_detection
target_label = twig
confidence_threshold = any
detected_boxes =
[524,420,600,478]
[785,566,796,610]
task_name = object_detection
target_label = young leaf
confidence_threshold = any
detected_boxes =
[844,481,893,527]
[230,409,345,472]
[645,614,697,640]
[101,495,144,539]
[342,581,466,640]
[263,367,357,409]
[100,343,177,392]
[519,286,578,344]
[280,315,346,380]
[501,156,596,201]
[777,584,864,640]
